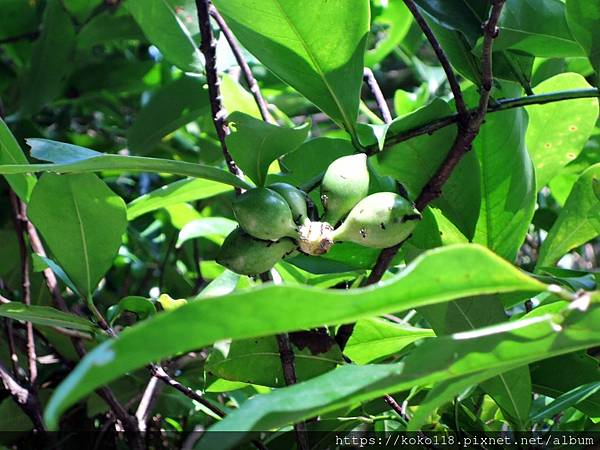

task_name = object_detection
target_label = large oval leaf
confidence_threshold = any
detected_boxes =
[28,173,127,297]
[526,73,599,188]
[0,139,252,191]
[197,302,600,448]
[0,118,36,202]
[537,164,600,268]
[212,0,369,135]
[43,244,546,428]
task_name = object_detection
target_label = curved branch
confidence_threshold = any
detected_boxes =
[209,5,275,124]
[366,88,600,156]
[403,0,468,122]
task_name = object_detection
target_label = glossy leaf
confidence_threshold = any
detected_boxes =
[206,336,343,388]
[212,0,369,135]
[494,0,583,58]
[0,139,252,190]
[226,112,309,186]
[124,0,203,73]
[127,75,209,154]
[19,0,76,116]
[473,88,536,261]
[530,382,600,425]
[0,303,99,333]
[0,118,36,202]
[366,0,412,67]
[525,73,599,188]
[375,99,456,199]
[177,217,237,247]
[344,318,434,364]
[28,173,127,297]
[127,178,231,221]
[198,303,600,447]
[566,0,600,78]
[43,244,546,428]
[537,164,600,268]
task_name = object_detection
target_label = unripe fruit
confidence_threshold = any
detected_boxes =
[320,153,369,225]
[331,192,421,248]
[216,228,296,275]
[268,182,309,225]
[232,187,298,241]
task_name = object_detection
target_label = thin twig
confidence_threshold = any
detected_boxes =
[403,0,468,122]
[9,192,37,387]
[4,318,20,377]
[365,88,599,155]
[135,374,162,431]
[195,0,244,183]
[0,361,45,431]
[363,68,393,124]
[0,31,40,46]
[337,0,507,351]
[209,5,275,124]
[149,363,225,417]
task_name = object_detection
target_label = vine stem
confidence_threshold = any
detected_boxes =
[195,0,244,184]
[403,0,468,123]
[209,4,275,124]
[337,0,507,351]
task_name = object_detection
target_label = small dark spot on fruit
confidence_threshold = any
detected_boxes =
[359,228,367,238]
[380,222,386,230]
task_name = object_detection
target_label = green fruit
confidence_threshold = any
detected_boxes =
[320,153,369,225]
[216,228,296,275]
[331,192,421,248]
[232,187,298,241]
[268,182,309,225]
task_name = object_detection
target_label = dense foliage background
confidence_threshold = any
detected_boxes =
[0,0,599,448]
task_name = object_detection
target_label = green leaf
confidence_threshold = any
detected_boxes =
[157,294,187,311]
[280,137,354,185]
[226,112,309,186]
[375,99,456,199]
[77,12,144,49]
[531,353,600,418]
[176,217,237,247]
[127,75,209,154]
[27,173,127,297]
[0,118,36,202]
[537,164,600,268]
[127,178,231,221]
[124,0,203,73]
[530,382,600,425]
[366,0,412,67]
[494,0,583,58]
[0,303,99,333]
[0,139,252,190]
[19,0,76,116]
[212,0,369,135]
[566,0,600,78]
[525,73,599,188]
[198,304,600,447]
[43,244,546,428]
[206,336,343,388]
[344,318,434,364]
[107,296,156,325]
[0,0,38,41]
[473,86,536,261]
[221,74,262,119]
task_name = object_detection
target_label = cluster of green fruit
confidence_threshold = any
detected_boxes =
[217,154,422,275]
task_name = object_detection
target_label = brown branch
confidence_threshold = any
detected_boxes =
[9,192,37,387]
[403,0,468,122]
[209,5,275,124]
[149,364,225,417]
[4,318,20,377]
[275,333,310,450]
[0,361,45,431]
[195,0,244,183]
[337,0,507,351]
[135,374,162,431]
[363,68,393,124]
